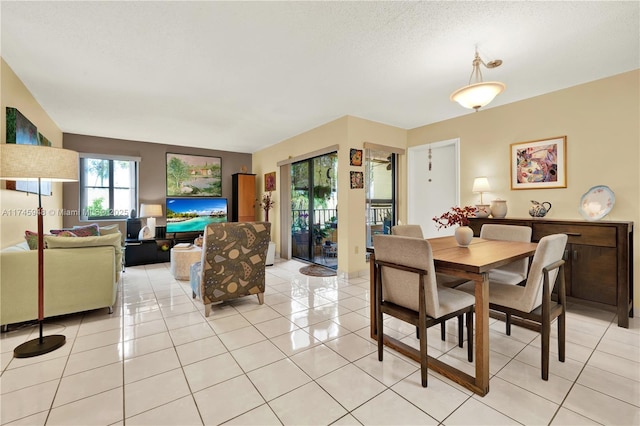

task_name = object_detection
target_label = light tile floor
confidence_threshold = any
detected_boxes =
[1,258,639,425]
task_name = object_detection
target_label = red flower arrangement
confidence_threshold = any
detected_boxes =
[433,206,477,229]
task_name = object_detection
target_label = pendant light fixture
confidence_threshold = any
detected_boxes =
[450,48,505,111]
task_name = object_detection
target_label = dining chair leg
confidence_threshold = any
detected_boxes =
[416,326,419,339]
[541,314,550,381]
[466,311,473,362]
[505,313,512,336]
[457,315,463,348]
[440,322,446,341]
[419,323,428,387]
[558,312,566,363]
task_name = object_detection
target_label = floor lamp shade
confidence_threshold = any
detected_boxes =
[0,143,79,358]
[0,144,78,181]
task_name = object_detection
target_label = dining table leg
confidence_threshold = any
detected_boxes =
[475,272,490,394]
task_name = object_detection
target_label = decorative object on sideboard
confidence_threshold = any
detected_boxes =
[472,177,491,218]
[529,200,552,218]
[450,48,505,111]
[139,203,163,239]
[490,199,508,218]
[579,185,615,221]
[433,206,476,247]
[510,136,567,190]
[0,143,79,358]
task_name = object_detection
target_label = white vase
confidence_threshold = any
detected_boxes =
[454,226,473,247]
[490,199,508,218]
[475,204,490,218]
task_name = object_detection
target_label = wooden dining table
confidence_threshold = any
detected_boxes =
[367,236,538,396]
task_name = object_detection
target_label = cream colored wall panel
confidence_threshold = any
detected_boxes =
[1,59,64,248]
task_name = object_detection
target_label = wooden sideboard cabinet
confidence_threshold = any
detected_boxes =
[469,218,634,328]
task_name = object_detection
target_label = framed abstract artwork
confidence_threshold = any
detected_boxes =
[350,148,363,166]
[264,171,276,191]
[166,153,222,196]
[510,136,567,190]
[350,171,364,189]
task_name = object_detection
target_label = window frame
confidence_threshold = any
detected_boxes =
[79,154,139,222]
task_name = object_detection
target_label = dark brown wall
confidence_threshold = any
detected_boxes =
[62,133,252,231]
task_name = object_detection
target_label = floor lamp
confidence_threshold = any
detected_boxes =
[0,144,79,358]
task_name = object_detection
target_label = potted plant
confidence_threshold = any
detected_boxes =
[258,191,275,222]
[433,206,477,247]
[313,223,329,245]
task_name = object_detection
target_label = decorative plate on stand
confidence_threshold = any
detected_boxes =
[579,185,615,221]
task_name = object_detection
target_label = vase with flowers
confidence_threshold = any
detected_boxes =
[433,206,477,247]
[258,191,275,222]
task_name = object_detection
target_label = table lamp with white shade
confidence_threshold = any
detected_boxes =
[0,143,78,357]
[139,203,163,239]
[472,177,491,218]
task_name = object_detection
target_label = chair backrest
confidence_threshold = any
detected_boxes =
[200,222,271,304]
[481,224,532,278]
[373,234,439,317]
[520,234,568,312]
[391,225,424,239]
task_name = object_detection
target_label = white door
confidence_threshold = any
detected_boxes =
[408,139,459,239]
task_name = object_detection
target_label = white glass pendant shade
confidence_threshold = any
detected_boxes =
[450,81,506,111]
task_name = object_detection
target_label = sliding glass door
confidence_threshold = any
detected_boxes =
[291,152,338,268]
[365,149,396,248]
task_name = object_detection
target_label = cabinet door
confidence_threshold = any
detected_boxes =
[570,245,617,305]
[237,174,256,222]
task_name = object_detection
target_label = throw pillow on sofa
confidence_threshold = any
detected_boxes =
[51,223,100,237]
[24,230,48,250]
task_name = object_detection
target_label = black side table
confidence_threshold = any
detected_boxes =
[125,239,172,266]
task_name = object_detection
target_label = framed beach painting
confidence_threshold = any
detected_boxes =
[510,136,567,190]
[166,153,222,196]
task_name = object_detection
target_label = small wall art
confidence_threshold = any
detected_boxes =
[350,171,364,189]
[350,148,363,166]
[264,171,276,191]
[5,107,52,196]
[510,136,567,190]
[166,153,222,196]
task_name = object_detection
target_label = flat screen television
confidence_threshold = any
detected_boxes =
[166,197,228,233]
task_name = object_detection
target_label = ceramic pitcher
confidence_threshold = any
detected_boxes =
[529,200,552,217]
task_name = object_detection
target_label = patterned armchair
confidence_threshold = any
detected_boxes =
[190,222,271,317]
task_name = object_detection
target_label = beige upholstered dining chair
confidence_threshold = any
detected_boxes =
[373,235,476,387]
[191,222,271,317]
[480,224,533,285]
[391,224,472,343]
[391,224,423,238]
[458,233,568,380]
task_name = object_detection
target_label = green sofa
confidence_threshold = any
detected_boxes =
[0,233,122,327]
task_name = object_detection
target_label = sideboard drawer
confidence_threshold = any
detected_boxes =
[532,223,616,247]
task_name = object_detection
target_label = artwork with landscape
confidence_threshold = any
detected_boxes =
[166,153,222,196]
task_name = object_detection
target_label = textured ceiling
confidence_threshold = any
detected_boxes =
[2,1,638,153]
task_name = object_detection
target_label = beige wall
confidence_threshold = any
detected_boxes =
[408,70,639,309]
[252,115,406,276]
[62,133,252,233]
[1,59,65,247]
